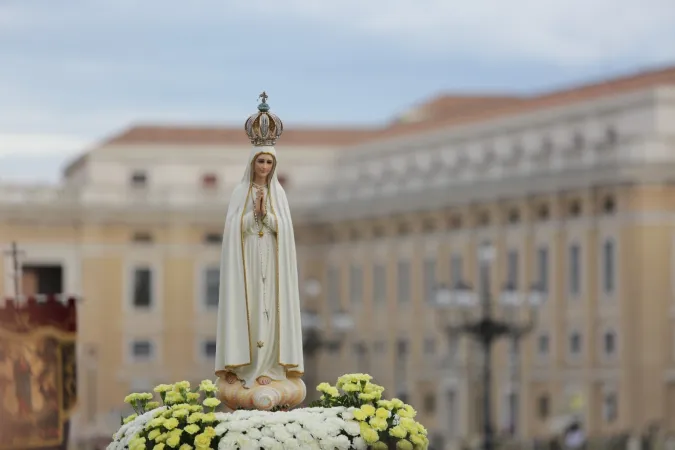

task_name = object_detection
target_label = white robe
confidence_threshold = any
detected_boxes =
[215,146,304,388]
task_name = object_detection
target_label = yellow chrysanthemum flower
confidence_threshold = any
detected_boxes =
[391,398,405,409]
[186,393,201,402]
[201,412,216,423]
[147,401,160,410]
[377,400,394,410]
[184,424,200,435]
[203,397,221,408]
[410,433,428,447]
[369,417,388,432]
[187,412,203,424]
[154,384,173,393]
[316,382,332,392]
[179,445,193,450]
[166,435,181,448]
[148,417,165,428]
[375,408,391,419]
[199,380,218,393]
[172,409,189,419]
[389,425,407,439]
[193,433,212,450]
[400,417,417,432]
[165,392,184,404]
[148,429,162,441]
[123,414,138,424]
[396,438,414,450]
[353,409,368,421]
[203,426,216,438]
[342,383,361,392]
[155,433,168,443]
[163,418,179,430]
[358,393,377,401]
[124,393,139,404]
[360,404,376,416]
[371,442,388,450]
[359,422,379,444]
[175,381,191,390]
[153,444,165,450]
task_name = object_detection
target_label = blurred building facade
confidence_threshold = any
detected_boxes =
[1,66,675,447]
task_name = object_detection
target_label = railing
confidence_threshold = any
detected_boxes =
[0,183,326,212]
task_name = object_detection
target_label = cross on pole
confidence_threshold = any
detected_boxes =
[259,91,268,103]
[3,241,25,300]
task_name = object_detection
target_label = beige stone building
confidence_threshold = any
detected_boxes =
[2,66,675,448]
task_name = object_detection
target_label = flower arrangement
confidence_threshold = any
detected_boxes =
[107,374,429,450]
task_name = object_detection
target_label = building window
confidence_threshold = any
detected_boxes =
[508,208,520,224]
[603,392,618,423]
[373,264,386,304]
[397,261,411,304]
[203,232,222,245]
[424,394,436,414]
[372,225,385,239]
[132,231,153,243]
[478,212,491,227]
[569,332,582,356]
[130,170,148,187]
[203,266,220,309]
[537,204,550,221]
[132,267,153,309]
[537,334,550,357]
[201,173,218,189]
[537,395,550,419]
[602,195,616,215]
[603,330,617,356]
[327,266,341,311]
[202,340,217,359]
[449,215,462,230]
[397,222,411,235]
[537,246,549,293]
[568,200,582,217]
[450,254,463,287]
[350,265,362,304]
[506,250,519,288]
[569,244,581,296]
[423,259,436,303]
[603,239,615,294]
[130,340,154,362]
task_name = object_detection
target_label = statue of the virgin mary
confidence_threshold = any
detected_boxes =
[215,93,305,409]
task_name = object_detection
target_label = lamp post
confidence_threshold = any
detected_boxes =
[432,241,544,450]
[301,278,354,400]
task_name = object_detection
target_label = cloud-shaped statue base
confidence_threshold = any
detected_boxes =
[216,373,306,411]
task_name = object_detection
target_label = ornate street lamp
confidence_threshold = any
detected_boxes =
[432,241,544,450]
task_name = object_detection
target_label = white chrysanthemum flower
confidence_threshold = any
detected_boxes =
[296,429,315,444]
[261,426,275,437]
[218,431,245,450]
[227,419,251,433]
[352,436,368,450]
[282,437,301,449]
[214,422,229,436]
[341,409,355,421]
[343,421,361,436]
[246,427,263,439]
[259,436,283,450]
[285,422,302,435]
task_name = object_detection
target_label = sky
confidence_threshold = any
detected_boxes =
[1,0,674,183]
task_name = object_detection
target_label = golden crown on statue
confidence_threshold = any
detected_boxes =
[244,91,284,146]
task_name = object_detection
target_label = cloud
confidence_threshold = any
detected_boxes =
[0,133,91,158]
[236,0,675,66]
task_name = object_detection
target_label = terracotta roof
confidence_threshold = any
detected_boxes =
[63,64,675,177]
[366,64,675,142]
[393,95,525,124]
[63,125,381,176]
[101,125,380,146]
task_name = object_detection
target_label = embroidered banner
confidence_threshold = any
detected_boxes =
[0,296,77,450]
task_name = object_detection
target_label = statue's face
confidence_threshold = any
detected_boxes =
[253,153,275,181]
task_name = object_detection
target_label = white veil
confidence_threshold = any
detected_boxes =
[215,146,304,376]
